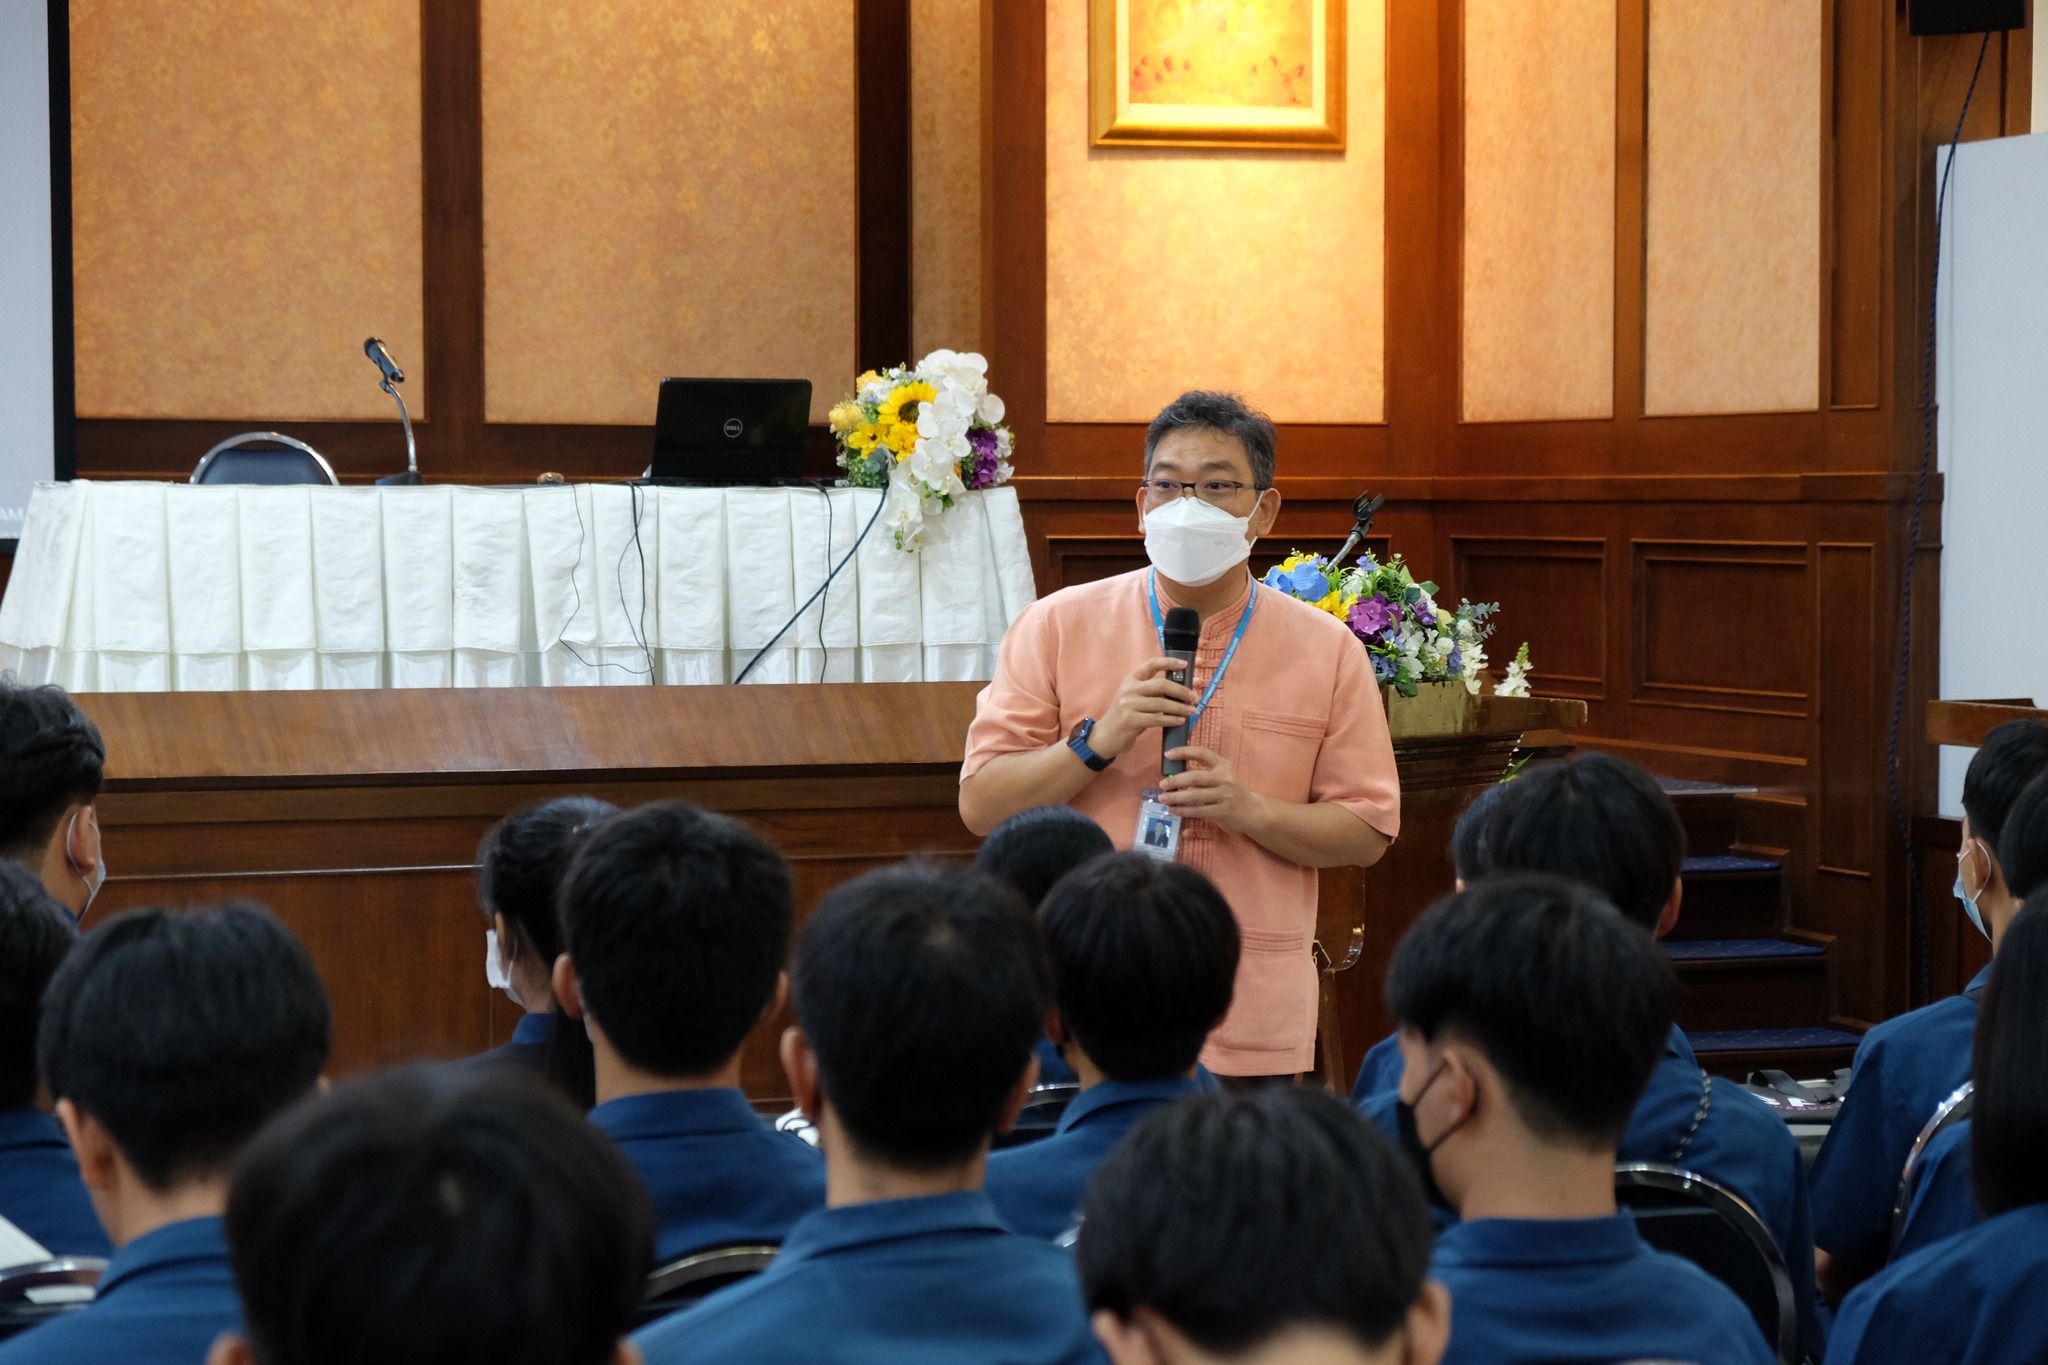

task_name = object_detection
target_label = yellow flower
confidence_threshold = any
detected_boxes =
[847,423,882,453]
[856,370,884,390]
[828,402,863,435]
[1314,588,1353,617]
[878,380,938,430]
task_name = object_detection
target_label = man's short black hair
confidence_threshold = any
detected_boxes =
[0,683,105,864]
[1962,720,2048,857]
[1386,875,1676,1149]
[1078,1087,1432,1355]
[0,862,77,1110]
[1448,781,1507,882]
[973,806,1114,909]
[39,903,330,1190]
[1997,774,2048,904]
[558,801,792,1079]
[792,863,1050,1168]
[1143,391,1277,488]
[225,1066,651,1365]
[1037,853,1237,1081]
[1463,752,1685,930]
[1971,894,2048,1218]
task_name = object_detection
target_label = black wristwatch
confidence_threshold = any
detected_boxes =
[1067,717,1113,772]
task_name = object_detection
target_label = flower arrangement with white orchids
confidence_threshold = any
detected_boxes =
[828,350,1014,551]
[1262,550,1534,699]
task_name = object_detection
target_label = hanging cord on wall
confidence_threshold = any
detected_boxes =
[1887,31,1989,1008]
[733,485,887,685]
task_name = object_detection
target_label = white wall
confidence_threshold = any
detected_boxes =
[0,0,56,541]
[1935,131,2048,815]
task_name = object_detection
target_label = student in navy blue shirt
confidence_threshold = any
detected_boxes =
[554,801,823,1263]
[987,853,1236,1239]
[1080,1087,1449,1365]
[0,903,329,1365]
[0,683,108,918]
[1352,753,1823,1357]
[1825,891,2048,1365]
[453,796,617,1108]
[975,805,1117,1088]
[636,863,1104,1365]
[206,1066,651,1365]
[0,864,106,1258]
[1812,720,2048,1303]
[1390,876,1773,1365]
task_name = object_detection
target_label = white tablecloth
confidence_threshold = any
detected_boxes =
[0,481,1037,691]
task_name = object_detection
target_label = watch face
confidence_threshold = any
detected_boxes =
[1070,718,1091,744]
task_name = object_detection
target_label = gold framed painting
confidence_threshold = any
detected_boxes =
[1091,0,1346,151]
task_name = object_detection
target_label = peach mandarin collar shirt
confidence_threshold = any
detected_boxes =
[962,568,1400,1075]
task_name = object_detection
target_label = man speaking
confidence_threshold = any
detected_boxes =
[960,391,1399,1081]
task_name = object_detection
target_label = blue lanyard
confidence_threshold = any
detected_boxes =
[1148,569,1258,735]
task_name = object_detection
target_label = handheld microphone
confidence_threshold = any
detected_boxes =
[363,337,405,385]
[1159,606,1200,777]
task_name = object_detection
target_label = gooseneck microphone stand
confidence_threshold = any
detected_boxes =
[1330,490,1385,568]
[365,337,421,486]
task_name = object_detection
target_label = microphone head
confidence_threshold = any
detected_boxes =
[1162,606,1201,653]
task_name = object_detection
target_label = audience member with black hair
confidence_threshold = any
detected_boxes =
[1388,876,1771,1364]
[457,796,618,1107]
[975,805,1116,1088]
[1352,751,1821,1356]
[1079,1086,1447,1365]
[0,903,329,1365]
[0,684,107,917]
[635,863,1101,1364]
[0,862,107,1257]
[1811,719,2048,1301]
[1823,894,2048,1365]
[205,1066,652,1365]
[986,853,1235,1240]
[1996,769,2048,905]
[554,800,822,1263]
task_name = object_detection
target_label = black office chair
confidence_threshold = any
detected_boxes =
[1615,1163,1797,1365]
[0,1258,105,1343]
[1890,1080,1974,1252]
[190,432,339,486]
[994,1081,1080,1150]
[635,1244,778,1326]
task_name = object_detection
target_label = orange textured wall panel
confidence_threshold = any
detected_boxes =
[1044,0,1385,425]
[69,1,423,421]
[911,0,985,358]
[482,4,856,425]
[1459,0,1615,423]
[1644,0,1822,416]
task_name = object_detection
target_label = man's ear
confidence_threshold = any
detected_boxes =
[205,1333,258,1365]
[1403,1280,1453,1365]
[993,1055,1041,1136]
[1654,879,1683,939]
[1091,1309,1163,1365]
[780,1026,823,1120]
[1249,485,1282,540]
[56,1099,118,1195]
[65,804,102,875]
[1043,1006,1068,1048]
[552,954,584,1020]
[611,1342,644,1365]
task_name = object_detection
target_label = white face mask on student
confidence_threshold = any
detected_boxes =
[1143,496,1254,587]
[485,929,525,1008]
[67,809,104,917]
[1955,842,1991,942]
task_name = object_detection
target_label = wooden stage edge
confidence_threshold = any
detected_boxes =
[76,683,1584,1102]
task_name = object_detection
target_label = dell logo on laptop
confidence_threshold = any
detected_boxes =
[723,418,745,439]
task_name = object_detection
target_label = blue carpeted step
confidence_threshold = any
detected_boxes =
[1687,1027,1863,1053]
[1665,938,1822,961]
[1682,853,1782,875]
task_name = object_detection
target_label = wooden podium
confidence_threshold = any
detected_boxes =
[78,684,1582,1102]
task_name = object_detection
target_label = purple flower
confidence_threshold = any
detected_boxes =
[1348,594,1394,639]
[1412,599,1437,627]
[1370,652,1396,683]
[960,429,1003,490]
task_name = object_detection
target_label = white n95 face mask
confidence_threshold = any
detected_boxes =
[1144,496,1254,587]
[486,929,519,1003]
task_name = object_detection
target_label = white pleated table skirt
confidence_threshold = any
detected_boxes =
[0,481,1038,691]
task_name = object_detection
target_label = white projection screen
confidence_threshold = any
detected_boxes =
[0,0,64,548]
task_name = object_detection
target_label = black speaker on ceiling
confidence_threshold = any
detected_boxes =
[1909,0,2025,35]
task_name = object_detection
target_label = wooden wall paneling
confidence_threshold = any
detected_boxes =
[1815,541,1879,1019]
[1830,0,1885,410]
[1631,540,1811,714]
[1616,0,1647,439]
[421,0,483,476]
[988,0,1047,471]
[858,0,914,371]
[1449,537,1607,698]
[1380,0,1453,477]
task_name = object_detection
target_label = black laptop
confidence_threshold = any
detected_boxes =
[649,378,811,484]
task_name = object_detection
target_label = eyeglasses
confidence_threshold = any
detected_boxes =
[1140,479,1266,505]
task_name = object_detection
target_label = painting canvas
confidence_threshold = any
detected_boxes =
[1092,0,1345,150]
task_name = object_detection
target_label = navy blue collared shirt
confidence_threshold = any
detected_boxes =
[588,1087,824,1262]
[0,1216,238,1365]
[634,1190,1104,1364]
[0,1109,109,1258]
[449,1011,555,1078]
[1809,964,1988,1268]
[986,1076,1203,1239]
[1433,1213,1775,1365]
[1826,1201,2048,1364]
[1893,1117,1978,1259]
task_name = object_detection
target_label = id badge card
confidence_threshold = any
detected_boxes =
[1135,789,1182,863]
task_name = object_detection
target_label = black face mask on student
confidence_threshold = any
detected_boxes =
[1395,1058,1468,1212]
